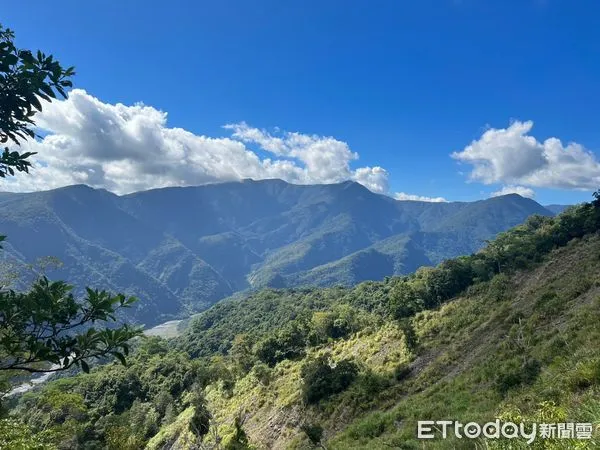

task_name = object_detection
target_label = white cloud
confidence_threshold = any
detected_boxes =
[0,90,397,195]
[490,185,536,199]
[394,192,448,202]
[452,120,600,191]
[224,121,378,189]
[351,166,389,194]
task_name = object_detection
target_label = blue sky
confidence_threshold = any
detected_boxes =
[3,0,600,204]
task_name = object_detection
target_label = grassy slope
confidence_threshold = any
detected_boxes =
[330,233,600,449]
[155,234,600,449]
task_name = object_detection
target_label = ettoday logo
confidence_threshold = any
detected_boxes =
[417,420,594,443]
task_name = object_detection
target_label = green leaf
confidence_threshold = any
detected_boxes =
[39,84,54,98]
[113,352,127,366]
[4,53,17,65]
[30,95,42,112]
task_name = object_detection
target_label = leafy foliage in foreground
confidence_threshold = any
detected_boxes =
[0,21,139,400]
[0,277,140,374]
[0,24,74,178]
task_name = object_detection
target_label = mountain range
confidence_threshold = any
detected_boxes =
[0,179,561,326]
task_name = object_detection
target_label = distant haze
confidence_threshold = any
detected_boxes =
[0,179,556,326]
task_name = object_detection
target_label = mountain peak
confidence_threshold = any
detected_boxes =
[0,180,554,326]
[337,179,375,194]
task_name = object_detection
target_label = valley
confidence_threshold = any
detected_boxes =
[5,196,599,449]
[0,180,558,326]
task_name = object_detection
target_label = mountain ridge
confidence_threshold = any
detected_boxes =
[12,198,598,449]
[0,180,556,325]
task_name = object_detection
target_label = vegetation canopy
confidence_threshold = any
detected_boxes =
[0,24,74,178]
[0,23,140,382]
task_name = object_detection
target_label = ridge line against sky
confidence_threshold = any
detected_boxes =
[3,0,600,204]
[0,89,599,202]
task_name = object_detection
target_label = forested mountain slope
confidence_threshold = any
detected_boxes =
[5,198,599,449]
[0,180,553,325]
[544,204,571,215]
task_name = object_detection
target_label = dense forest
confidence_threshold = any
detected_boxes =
[2,194,599,448]
[0,179,559,327]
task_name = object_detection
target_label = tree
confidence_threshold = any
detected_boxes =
[0,418,55,450]
[254,336,280,367]
[229,334,255,375]
[0,24,74,178]
[485,238,506,274]
[224,411,250,450]
[300,355,358,404]
[388,282,424,320]
[0,24,141,376]
[254,322,307,367]
[0,278,139,373]
[398,318,418,354]
[189,388,211,441]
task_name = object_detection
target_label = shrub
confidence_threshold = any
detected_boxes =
[495,359,541,394]
[345,412,388,440]
[254,322,307,367]
[359,370,390,395]
[399,319,419,353]
[252,363,272,386]
[566,359,600,391]
[301,355,358,404]
[487,273,510,302]
[189,390,211,440]
[300,423,324,447]
[0,419,55,450]
[394,363,412,382]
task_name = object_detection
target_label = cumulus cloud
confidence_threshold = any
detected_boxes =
[224,122,391,193]
[0,90,398,195]
[452,120,600,190]
[394,192,448,202]
[352,166,390,194]
[491,185,536,199]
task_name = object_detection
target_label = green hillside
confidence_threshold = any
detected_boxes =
[4,197,599,449]
[0,180,554,326]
